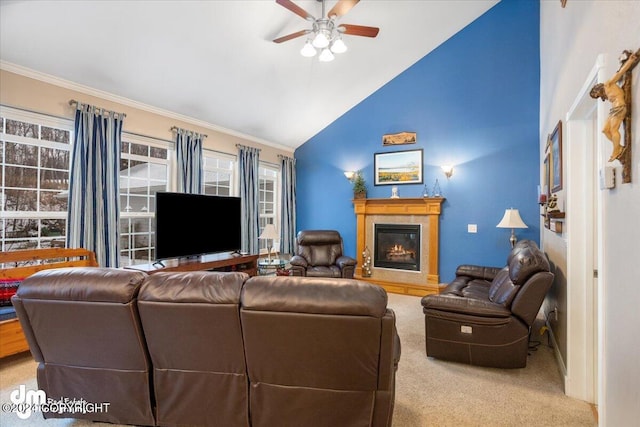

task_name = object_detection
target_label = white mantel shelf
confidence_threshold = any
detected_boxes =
[353,197,444,296]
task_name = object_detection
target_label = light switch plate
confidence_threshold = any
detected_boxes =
[467,224,477,233]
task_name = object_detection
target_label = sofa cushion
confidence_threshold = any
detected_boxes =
[138,271,247,304]
[16,267,144,303]
[506,239,535,265]
[488,268,520,307]
[242,276,388,317]
[508,244,550,286]
[305,265,342,278]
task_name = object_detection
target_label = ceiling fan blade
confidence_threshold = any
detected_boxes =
[328,0,360,18]
[273,29,310,44]
[276,0,315,21]
[339,24,380,38]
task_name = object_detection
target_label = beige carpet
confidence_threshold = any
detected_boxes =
[0,293,595,426]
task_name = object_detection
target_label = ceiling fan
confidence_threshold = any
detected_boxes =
[273,0,380,62]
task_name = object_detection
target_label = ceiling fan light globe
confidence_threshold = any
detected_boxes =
[300,41,317,57]
[312,32,330,48]
[318,48,335,62]
[330,38,347,53]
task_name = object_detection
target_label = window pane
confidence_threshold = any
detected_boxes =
[5,189,37,210]
[4,166,37,188]
[150,146,167,159]
[120,235,130,250]
[40,147,70,169]
[6,119,38,138]
[3,218,38,238]
[130,142,148,156]
[40,191,68,211]
[40,169,69,190]
[4,240,38,251]
[128,178,150,195]
[133,249,149,261]
[41,219,65,237]
[41,126,70,144]
[128,195,149,212]
[4,142,38,166]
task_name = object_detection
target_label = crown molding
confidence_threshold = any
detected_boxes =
[0,61,293,153]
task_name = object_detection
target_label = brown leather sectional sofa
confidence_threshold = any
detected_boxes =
[13,269,400,426]
[421,240,553,368]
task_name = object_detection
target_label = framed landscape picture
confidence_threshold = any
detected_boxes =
[549,120,562,192]
[374,149,423,185]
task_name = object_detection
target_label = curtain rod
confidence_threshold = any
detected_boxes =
[68,99,127,117]
[170,126,208,138]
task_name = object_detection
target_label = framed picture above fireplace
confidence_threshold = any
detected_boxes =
[374,149,423,185]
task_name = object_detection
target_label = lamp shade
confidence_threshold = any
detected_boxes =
[496,209,528,229]
[259,224,279,240]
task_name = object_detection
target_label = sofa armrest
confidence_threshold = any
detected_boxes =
[421,294,511,318]
[455,264,503,281]
[336,255,356,268]
[289,255,308,268]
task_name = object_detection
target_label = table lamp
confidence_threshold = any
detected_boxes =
[258,224,279,263]
[496,208,528,248]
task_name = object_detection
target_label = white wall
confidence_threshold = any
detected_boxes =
[540,2,640,425]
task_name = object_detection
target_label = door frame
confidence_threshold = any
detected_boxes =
[564,55,606,406]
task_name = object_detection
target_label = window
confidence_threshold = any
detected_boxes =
[258,163,279,253]
[203,151,235,196]
[0,108,72,251]
[119,134,170,266]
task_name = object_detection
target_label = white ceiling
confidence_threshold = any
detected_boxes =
[0,0,498,149]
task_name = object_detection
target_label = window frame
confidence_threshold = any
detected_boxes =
[0,106,73,251]
[119,132,171,266]
[258,162,280,254]
[202,149,236,196]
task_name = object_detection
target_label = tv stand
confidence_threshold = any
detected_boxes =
[125,253,258,276]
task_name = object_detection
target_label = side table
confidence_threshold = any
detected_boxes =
[258,258,287,275]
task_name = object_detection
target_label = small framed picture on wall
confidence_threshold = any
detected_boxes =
[549,120,563,192]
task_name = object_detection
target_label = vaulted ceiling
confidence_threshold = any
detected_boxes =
[0,0,498,149]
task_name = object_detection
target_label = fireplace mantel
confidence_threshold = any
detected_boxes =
[353,197,444,296]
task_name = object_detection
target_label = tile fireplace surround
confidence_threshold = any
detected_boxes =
[353,197,444,296]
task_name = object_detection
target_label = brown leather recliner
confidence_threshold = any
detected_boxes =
[421,240,553,368]
[11,267,155,425]
[240,276,400,427]
[137,271,250,427]
[289,230,357,278]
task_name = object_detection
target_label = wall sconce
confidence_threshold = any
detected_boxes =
[496,208,528,248]
[344,171,356,181]
[441,165,454,179]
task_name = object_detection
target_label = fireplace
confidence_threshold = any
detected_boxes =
[374,224,420,271]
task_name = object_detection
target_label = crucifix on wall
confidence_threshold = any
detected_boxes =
[589,48,640,183]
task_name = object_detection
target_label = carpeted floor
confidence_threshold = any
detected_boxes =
[0,292,596,426]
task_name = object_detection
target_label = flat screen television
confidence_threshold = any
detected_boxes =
[155,192,242,260]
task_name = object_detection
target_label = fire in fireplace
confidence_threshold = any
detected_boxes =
[374,224,421,271]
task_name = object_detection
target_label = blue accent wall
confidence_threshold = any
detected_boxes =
[295,0,540,282]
